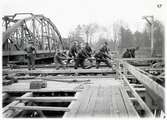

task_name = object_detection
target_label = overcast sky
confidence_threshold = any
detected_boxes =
[1,0,166,37]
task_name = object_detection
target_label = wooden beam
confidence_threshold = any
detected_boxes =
[129,97,137,101]
[3,93,9,101]
[3,89,80,93]
[63,92,81,117]
[117,71,153,117]
[123,62,165,108]
[15,97,77,102]
[41,78,90,83]
[3,50,55,56]
[3,68,115,75]
[119,87,139,117]
[9,106,70,112]
[16,75,115,80]
[130,84,144,87]
[134,88,146,92]
[119,58,164,61]
[3,92,33,117]
[136,67,164,82]
[138,67,164,71]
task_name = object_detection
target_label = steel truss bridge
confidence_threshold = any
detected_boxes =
[2,13,64,65]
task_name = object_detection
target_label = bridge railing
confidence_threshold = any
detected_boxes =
[116,58,165,112]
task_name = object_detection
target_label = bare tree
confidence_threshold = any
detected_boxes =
[83,23,99,45]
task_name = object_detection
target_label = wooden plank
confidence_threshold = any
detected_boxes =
[63,86,91,117]
[136,67,164,82]
[109,86,120,117]
[112,86,128,117]
[84,86,99,116]
[119,87,139,117]
[41,78,90,83]
[104,86,118,117]
[12,75,115,81]
[134,88,146,92]
[129,97,137,101]
[124,62,164,98]
[15,96,77,102]
[3,89,80,93]
[138,67,164,71]
[3,93,9,101]
[92,86,111,117]
[130,84,144,87]
[9,106,70,112]
[118,71,153,117]
[3,68,115,75]
[18,102,46,118]
[3,50,55,56]
[63,92,81,117]
[89,86,102,116]
[75,86,93,117]
[3,92,33,118]
[123,61,165,111]
[119,58,164,61]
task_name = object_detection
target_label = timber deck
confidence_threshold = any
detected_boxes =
[3,58,165,118]
[3,75,138,117]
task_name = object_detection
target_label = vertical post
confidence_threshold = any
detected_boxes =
[151,17,154,56]
[47,22,51,52]
[142,16,154,57]
[32,18,35,44]
[21,24,24,49]
[41,19,44,50]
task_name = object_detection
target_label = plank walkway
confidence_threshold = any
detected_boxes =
[64,78,138,117]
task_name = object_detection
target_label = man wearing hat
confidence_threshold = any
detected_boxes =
[24,42,37,70]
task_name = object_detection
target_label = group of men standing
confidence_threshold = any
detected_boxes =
[54,41,112,69]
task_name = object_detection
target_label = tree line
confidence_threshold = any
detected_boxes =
[62,20,164,57]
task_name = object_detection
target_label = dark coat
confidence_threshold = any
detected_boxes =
[94,51,111,60]
[68,45,78,57]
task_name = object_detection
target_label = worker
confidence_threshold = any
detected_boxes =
[122,49,131,58]
[84,42,93,67]
[77,42,82,51]
[85,42,92,57]
[122,46,139,58]
[94,49,112,69]
[74,45,89,69]
[66,41,78,67]
[24,42,37,70]
[100,42,110,54]
[129,46,139,58]
[54,49,67,70]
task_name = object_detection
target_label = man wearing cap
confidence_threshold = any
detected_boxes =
[24,42,37,70]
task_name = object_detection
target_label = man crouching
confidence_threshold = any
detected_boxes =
[94,49,112,69]
[54,49,67,70]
